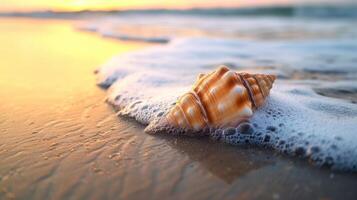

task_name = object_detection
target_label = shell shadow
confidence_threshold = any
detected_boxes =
[154,134,275,184]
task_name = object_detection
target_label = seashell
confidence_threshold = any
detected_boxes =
[165,65,276,131]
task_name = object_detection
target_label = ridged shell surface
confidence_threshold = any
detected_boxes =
[166,66,276,131]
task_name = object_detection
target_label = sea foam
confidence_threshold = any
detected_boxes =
[95,37,357,171]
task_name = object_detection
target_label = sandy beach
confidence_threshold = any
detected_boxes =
[0,17,357,200]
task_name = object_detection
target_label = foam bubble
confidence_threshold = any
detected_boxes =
[216,84,357,170]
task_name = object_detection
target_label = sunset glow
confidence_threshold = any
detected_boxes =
[0,0,327,12]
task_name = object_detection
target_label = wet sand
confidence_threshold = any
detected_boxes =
[1,18,357,200]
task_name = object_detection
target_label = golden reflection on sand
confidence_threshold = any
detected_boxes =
[0,18,148,106]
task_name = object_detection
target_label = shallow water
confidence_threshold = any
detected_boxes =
[1,18,357,200]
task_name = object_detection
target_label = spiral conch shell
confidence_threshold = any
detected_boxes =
[165,65,276,131]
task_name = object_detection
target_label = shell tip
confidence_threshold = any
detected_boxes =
[268,74,277,82]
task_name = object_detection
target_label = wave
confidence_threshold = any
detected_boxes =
[77,11,357,44]
[100,31,169,43]
[118,5,357,18]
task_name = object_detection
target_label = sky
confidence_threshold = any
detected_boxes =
[0,0,355,11]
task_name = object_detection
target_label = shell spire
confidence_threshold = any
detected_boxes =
[165,65,276,132]
[237,72,276,109]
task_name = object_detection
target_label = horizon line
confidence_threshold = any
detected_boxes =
[1,3,356,14]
